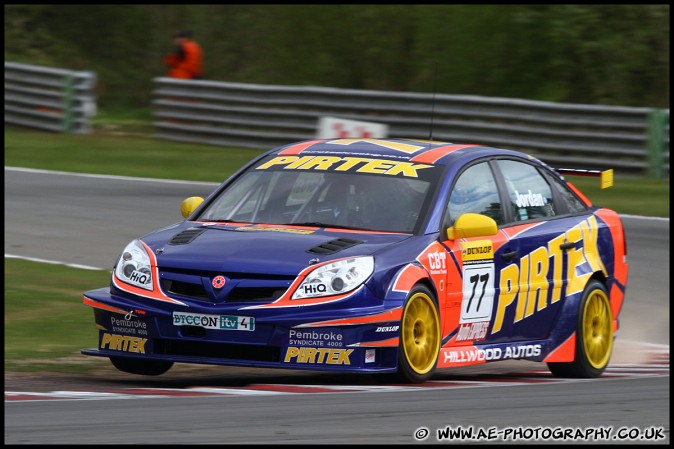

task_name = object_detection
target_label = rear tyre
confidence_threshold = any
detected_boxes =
[547,280,613,378]
[395,285,441,383]
[110,357,174,376]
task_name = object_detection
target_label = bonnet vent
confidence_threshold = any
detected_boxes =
[168,228,206,245]
[307,237,363,255]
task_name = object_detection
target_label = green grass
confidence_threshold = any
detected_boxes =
[4,258,112,373]
[5,125,266,183]
[569,177,669,217]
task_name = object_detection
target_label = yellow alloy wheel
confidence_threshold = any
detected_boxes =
[582,288,613,370]
[547,280,614,378]
[401,290,441,376]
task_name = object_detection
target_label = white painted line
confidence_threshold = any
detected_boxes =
[619,214,669,222]
[185,387,285,396]
[5,254,108,271]
[608,364,670,370]
[4,166,220,187]
[5,391,147,401]
[619,340,670,350]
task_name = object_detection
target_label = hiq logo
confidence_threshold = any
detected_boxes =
[302,283,327,295]
[129,270,150,285]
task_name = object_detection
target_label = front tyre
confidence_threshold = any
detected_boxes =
[548,280,613,378]
[396,285,441,383]
[110,357,174,376]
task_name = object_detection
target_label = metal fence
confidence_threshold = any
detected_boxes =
[153,77,669,177]
[4,62,97,133]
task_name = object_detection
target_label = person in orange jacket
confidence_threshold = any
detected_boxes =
[164,30,203,79]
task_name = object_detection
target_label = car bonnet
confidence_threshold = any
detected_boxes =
[140,222,413,276]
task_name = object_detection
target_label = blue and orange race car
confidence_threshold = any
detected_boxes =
[82,138,628,383]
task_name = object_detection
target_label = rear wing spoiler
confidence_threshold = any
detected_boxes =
[555,168,614,189]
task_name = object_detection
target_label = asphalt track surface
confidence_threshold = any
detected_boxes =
[4,167,670,444]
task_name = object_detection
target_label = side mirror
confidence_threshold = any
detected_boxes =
[181,196,204,219]
[446,213,498,240]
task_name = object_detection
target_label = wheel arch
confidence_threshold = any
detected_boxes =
[545,272,609,363]
[414,277,440,306]
[546,277,613,377]
[386,262,437,301]
[589,270,607,287]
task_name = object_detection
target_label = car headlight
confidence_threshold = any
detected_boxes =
[292,256,374,299]
[114,239,153,291]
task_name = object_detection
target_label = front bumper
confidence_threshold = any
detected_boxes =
[82,287,404,373]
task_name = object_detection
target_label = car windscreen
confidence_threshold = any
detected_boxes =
[197,154,443,233]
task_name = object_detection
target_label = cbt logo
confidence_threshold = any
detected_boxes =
[427,251,447,272]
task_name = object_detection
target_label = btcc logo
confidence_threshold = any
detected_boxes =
[284,347,353,365]
[100,333,147,353]
[172,312,255,331]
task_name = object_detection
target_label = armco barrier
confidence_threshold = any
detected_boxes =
[152,78,669,177]
[5,62,97,133]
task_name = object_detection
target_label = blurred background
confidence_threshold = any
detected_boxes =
[5,4,669,111]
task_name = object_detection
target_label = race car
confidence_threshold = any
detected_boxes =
[82,138,628,383]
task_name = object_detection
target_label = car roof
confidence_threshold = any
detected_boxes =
[269,138,531,166]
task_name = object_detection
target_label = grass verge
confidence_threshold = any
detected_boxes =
[4,125,266,183]
[5,258,111,373]
[569,177,669,217]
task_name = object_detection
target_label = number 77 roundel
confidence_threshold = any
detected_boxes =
[457,239,495,342]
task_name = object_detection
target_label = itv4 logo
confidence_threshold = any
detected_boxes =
[219,316,238,329]
[218,315,255,331]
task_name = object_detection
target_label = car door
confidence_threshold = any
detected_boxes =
[488,158,593,343]
[439,160,509,346]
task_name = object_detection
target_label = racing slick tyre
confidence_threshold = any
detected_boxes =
[395,285,441,383]
[547,280,613,378]
[110,357,174,376]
